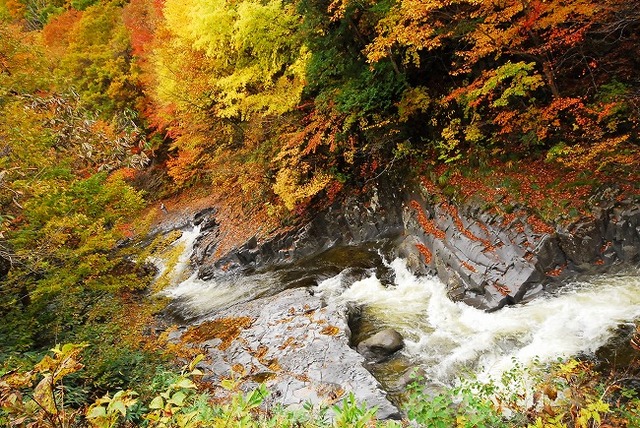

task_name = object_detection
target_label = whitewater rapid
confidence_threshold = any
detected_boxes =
[318,258,640,384]
[157,228,640,385]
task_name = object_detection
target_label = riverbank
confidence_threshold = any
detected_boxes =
[146,159,640,418]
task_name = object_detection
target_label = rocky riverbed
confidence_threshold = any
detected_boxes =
[152,179,640,417]
[168,287,401,419]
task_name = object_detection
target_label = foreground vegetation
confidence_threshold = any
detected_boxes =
[1,0,640,426]
[2,344,640,427]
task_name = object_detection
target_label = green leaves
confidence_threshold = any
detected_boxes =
[149,395,164,410]
[576,400,610,428]
[161,0,308,119]
[1,343,87,425]
[86,390,139,428]
[4,345,638,428]
[456,61,545,110]
[44,4,142,116]
[141,359,206,427]
[174,378,197,390]
[404,357,638,428]
[332,393,378,428]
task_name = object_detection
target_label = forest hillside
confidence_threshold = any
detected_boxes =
[1,0,640,426]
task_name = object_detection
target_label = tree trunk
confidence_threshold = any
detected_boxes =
[542,61,561,98]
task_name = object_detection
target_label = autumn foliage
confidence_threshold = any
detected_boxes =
[1,0,640,425]
[21,0,633,218]
[0,0,637,326]
[6,3,636,364]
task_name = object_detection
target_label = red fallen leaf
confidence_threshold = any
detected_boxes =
[411,200,446,239]
[461,261,477,272]
[493,283,511,296]
[415,243,432,264]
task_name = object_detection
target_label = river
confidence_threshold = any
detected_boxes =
[159,228,640,393]
[317,258,640,387]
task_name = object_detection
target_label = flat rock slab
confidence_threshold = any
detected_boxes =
[174,287,400,419]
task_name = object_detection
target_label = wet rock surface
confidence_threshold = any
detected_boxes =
[357,329,405,362]
[186,181,640,311]
[158,180,640,415]
[191,185,407,280]
[174,287,400,419]
[403,195,640,310]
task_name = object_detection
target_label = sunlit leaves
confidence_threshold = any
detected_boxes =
[360,0,640,167]
[0,21,50,94]
[365,0,460,66]
[161,0,308,119]
[8,170,145,297]
[1,344,87,426]
[42,4,142,116]
[273,154,332,210]
[163,0,233,58]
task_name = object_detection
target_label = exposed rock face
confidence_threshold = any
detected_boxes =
[192,185,407,281]
[160,180,639,416]
[173,287,401,420]
[402,193,640,309]
[357,329,404,362]
[188,181,640,310]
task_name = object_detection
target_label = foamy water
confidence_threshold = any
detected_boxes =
[162,270,281,318]
[318,258,640,384]
[148,225,202,284]
[157,227,640,384]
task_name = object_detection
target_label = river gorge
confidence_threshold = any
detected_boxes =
[149,182,640,418]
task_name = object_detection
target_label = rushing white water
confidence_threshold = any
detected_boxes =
[158,228,640,384]
[318,258,640,385]
[154,226,284,319]
[162,270,281,318]
[149,225,202,285]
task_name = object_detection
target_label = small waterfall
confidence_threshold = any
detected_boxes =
[148,225,202,285]
[151,226,285,320]
[159,236,387,321]
[318,258,640,385]
[162,270,281,319]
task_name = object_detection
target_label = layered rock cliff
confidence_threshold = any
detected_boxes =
[157,179,639,418]
[186,180,640,311]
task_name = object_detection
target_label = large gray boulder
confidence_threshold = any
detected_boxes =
[357,328,405,361]
[172,287,401,420]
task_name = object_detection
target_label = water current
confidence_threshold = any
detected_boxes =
[317,258,640,386]
[159,227,640,389]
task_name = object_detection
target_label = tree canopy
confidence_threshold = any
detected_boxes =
[0,0,639,425]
